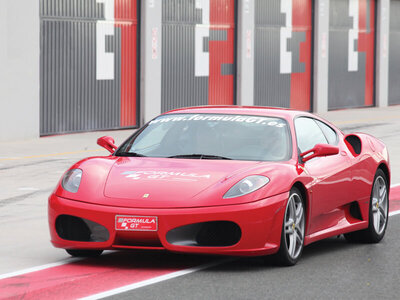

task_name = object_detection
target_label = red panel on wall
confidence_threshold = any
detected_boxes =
[290,0,312,111]
[358,0,375,107]
[115,0,137,127]
[209,0,235,105]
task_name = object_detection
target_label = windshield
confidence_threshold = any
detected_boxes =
[117,113,292,161]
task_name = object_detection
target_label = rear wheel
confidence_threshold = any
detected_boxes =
[275,187,305,266]
[66,249,103,257]
[344,169,389,243]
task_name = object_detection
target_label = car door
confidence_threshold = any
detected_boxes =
[294,117,353,235]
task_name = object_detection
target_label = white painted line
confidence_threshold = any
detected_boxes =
[391,183,400,188]
[79,258,235,300]
[0,251,115,281]
[18,187,40,191]
[0,258,82,280]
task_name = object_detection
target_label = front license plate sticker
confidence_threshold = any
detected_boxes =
[115,215,158,231]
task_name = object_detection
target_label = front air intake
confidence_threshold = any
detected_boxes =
[166,221,241,247]
[56,215,110,242]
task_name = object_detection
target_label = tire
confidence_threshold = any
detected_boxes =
[275,187,305,266]
[344,169,389,243]
[66,249,103,257]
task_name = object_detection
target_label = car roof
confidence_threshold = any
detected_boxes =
[163,105,314,120]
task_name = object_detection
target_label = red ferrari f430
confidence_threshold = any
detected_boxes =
[48,107,390,265]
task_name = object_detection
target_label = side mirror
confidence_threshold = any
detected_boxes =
[97,136,117,154]
[300,144,339,163]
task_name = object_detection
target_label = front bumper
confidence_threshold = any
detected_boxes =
[48,192,288,256]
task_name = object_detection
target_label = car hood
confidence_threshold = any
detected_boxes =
[57,156,295,208]
[103,157,263,208]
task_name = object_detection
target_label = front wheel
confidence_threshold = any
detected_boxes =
[275,187,305,266]
[66,249,103,257]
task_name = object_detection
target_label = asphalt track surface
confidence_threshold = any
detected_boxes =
[0,106,399,299]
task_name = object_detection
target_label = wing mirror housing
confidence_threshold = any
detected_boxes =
[97,136,117,154]
[300,144,339,163]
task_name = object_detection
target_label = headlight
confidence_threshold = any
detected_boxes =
[223,175,270,199]
[62,169,82,193]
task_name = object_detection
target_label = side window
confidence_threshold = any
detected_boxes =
[295,117,328,153]
[315,120,338,145]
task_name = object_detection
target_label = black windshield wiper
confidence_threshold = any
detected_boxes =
[117,152,147,157]
[167,154,232,160]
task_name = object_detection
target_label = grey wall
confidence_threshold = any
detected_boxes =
[0,0,40,142]
[254,0,292,107]
[328,0,367,109]
[40,0,121,135]
[161,0,236,112]
[253,0,311,110]
[39,0,140,135]
[237,0,254,106]
[313,0,330,113]
[376,0,389,107]
[328,0,375,110]
[161,0,210,112]
[141,0,162,124]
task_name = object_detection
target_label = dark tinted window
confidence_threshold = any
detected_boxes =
[316,120,338,145]
[295,117,328,153]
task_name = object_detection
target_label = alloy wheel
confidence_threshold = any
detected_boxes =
[284,193,305,260]
[371,176,388,235]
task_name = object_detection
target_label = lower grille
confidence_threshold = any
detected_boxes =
[55,215,110,242]
[166,221,241,247]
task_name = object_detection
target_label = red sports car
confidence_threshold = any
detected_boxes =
[48,106,390,265]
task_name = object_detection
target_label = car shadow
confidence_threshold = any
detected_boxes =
[68,249,221,271]
[202,236,369,271]
[67,236,368,272]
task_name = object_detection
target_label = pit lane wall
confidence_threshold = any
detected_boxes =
[0,0,395,141]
